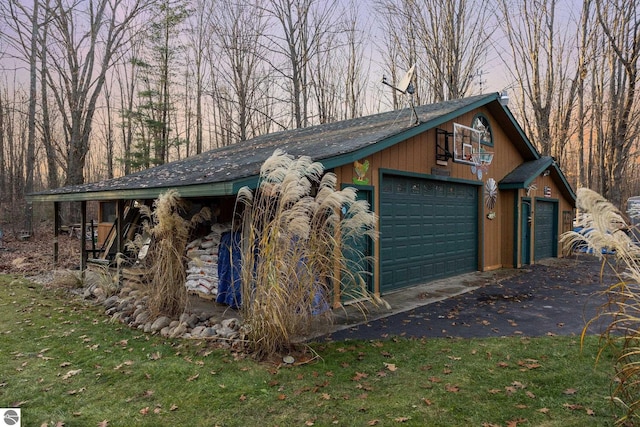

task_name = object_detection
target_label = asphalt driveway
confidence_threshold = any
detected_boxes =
[322,255,619,341]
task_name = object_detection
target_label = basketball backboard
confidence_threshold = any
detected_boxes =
[453,123,481,165]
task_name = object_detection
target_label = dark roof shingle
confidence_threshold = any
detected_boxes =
[28,93,519,201]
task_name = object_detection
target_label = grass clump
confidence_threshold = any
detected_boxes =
[136,189,211,318]
[562,187,640,425]
[236,150,377,358]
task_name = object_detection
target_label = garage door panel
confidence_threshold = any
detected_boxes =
[380,175,478,292]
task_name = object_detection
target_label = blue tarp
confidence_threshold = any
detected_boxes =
[216,231,243,309]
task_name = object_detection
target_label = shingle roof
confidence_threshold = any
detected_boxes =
[499,157,554,188]
[499,156,576,202]
[28,92,547,202]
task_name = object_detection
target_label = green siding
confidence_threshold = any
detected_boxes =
[380,175,478,293]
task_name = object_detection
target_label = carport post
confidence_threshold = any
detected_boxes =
[53,201,60,265]
[80,201,87,271]
[116,200,124,254]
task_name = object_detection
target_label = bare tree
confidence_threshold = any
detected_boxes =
[374,1,414,109]
[376,0,493,105]
[1,0,40,232]
[41,0,151,186]
[115,32,144,176]
[207,0,270,141]
[497,0,582,158]
[594,0,640,208]
[342,2,370,119]
[186,0,209,155]
[263,0,341,128]
[0,86,6,205]
[575,0,593,191]
[39,0,58,189]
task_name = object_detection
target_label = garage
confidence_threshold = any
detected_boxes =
[379,174,479,293]
[534,199,558,260]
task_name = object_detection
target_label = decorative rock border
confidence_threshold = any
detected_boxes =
[84,279,248,351]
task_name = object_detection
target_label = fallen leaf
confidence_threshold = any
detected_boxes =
[62,369,81,380]
[153,407,161,414]
[367,420,379,426]
[394,416,410,422]
[512,381,526,389]
[429,376,442,383]
[506,418,527,427]
[525,391,536,399]
[515,404,528,409]
[445,384,460,393]
[422,398,433,406]
[563,388,578,395]
[97,420,109,427]
[487,389,501,394]
[563,403,583,411]
[384,363,397,372]
[139,407,149,415]
[305,420,314,426]
[352,372,368,381]
[187,373,199,382]
[505,386,517,395]
[277,394,287,400]
[170,404,178,411]
[239,394,247,401]
[537,408,550,414]
[586,408,595,416]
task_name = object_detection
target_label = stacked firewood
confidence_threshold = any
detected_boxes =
[184,223,231,297]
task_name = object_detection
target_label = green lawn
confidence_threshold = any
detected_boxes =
[0,275,618,426]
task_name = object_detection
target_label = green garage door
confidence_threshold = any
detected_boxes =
[534,200,557,260]
[379,175,479,293]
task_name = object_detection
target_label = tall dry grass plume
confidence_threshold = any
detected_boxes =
[236,150,377,357]
[136,190,211,318]
[561,188,640,425]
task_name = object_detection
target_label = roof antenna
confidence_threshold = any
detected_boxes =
[382,64,419,124]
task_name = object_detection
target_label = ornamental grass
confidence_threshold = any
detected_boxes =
[561,188,640,425]
[236,150,377,358]
[136,189,211,318]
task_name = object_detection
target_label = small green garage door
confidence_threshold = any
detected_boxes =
[534,199,558,260]
[379,174,479,293]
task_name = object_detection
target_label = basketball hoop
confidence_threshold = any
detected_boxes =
[470,151,494,179]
